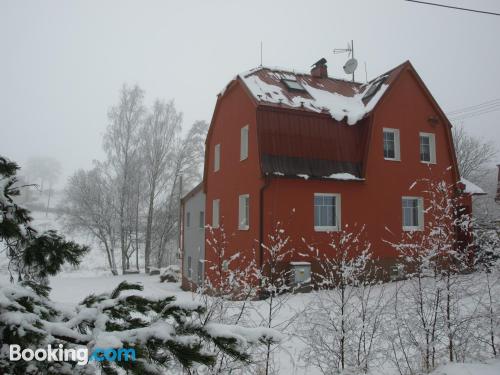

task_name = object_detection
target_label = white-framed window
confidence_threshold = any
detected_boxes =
[383,128,400,160]
[212,199,220,228]
[186,212,190,228]
[402,196,424,231]
[240,125,249,161]
[214,143,221,172]
[419,132,436,164]
[238,194,249,230]
[199,211,204,229]
[314,193,341,231]
[187,256,192,279]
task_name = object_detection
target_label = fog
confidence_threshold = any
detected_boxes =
[1,0,499,185]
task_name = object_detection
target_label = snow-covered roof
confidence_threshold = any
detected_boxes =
[234,66,391,125]
[460,178,486,195]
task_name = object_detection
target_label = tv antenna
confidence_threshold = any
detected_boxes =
[333,40,357,82]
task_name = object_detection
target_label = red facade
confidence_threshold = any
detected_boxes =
[183,60,475,289]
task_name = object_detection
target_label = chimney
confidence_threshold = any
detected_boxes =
[495,165,500,203]
[311,58,328,78]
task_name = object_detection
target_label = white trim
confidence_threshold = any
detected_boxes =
[212,199,220,228]
[402,196,424,231]
[238,194,250,230]
[214,144,221,172]
[419,132,436,164]
[314,193,341,232]
[240,125,249,161]
[383,128,400,161]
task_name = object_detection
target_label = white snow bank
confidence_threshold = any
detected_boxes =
[461,178,485,195]
[431,360,500,375]
[239,68,388,125]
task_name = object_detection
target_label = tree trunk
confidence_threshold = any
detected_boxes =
[144,182,155,273]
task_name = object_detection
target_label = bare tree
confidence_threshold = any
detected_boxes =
[452,125,497,181]
[299,224,385,374]
[25,156,62,214]
[140,99,182,272]
[61,162,118,274]
[103,84,145,273]
[152,120,208,268]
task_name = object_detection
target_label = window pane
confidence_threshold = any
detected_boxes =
[420,136,430,161]
[384,131,395,159]
[314,194,337,227]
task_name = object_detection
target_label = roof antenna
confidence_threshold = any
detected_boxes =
[364,62,368,83]
[260,41,263,67]
[333,40,357,82]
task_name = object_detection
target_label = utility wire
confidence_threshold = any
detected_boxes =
[405,0,500,16]
[447,98,500,115]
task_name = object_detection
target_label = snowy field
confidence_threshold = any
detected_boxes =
[3,270,495,375]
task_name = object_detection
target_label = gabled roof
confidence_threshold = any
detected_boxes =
[224,62,406,125]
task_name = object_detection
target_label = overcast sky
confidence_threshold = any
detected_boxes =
[1,0,499,184]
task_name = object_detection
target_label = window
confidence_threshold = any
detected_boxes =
[186,212,190,228]
[214,144,220,171]
[314,193,340,231]
[363,77,386,101]
[238,194,249,230]
[199,211,204,229]
[420,132,436,163]
[197,260,203,284]
[240,125,249,161]
[402,197,424,230]
[383,128,400,160]
[187,256,192,279]
[282,79,306,92]
[212,199,220,228]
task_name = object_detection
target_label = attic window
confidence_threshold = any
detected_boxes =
[363,77,386,101]
[282,79,306,92]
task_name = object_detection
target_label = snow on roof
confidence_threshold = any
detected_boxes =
[461,178,486,195]
[237,66,389,125]
[322,172,364,181]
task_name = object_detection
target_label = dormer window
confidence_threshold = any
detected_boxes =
[282,79,306,92]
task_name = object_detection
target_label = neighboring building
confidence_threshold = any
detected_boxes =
[180,183,205,289]
[181,59,482,291]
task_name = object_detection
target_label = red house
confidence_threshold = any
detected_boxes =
[180,59,480,291]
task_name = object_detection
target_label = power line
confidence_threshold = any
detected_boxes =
[405,0,500,16]
[448,105,500,121]
[447,99,500,116]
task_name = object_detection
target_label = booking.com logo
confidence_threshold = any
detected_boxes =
[10,344,136,365]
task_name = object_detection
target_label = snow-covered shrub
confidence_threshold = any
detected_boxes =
[298,224,387,374]
[159,264,180,282]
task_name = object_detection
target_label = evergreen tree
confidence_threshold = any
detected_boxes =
[0,156,89,282]
[1,156,280,373]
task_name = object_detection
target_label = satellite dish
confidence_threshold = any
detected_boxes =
[343,58,358,74]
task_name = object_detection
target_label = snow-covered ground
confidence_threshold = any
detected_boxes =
[2,209,498,374]
[23,271,496,375]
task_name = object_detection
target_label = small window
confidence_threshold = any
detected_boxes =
[282,79,306,92]
[187,256,192,279]
[197,260,203,284]
[363,77,386,101]
[240,125,249,161]
[383,128,400,160]
[314,193,340,231]
[419,133,436,164]
[186,212,191,227]
[222,260,229,271]
[214,144,221,172]
[199,211,204,229]
[212,199,220,228]
[238,194,249,230]
[402,197,424,231]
